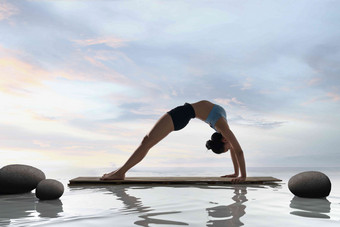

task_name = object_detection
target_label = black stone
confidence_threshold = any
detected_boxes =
[36,179,64,200]
[288,171,331,198]
[0,164,45,194]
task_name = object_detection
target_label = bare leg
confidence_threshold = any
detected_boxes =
[101,113,174,180]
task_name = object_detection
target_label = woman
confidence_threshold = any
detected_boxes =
[101,100,247,183]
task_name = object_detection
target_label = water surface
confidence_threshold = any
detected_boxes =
[1,167,339,226]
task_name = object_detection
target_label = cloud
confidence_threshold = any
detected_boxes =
[1,0,323,115]
[302,91,340,106]
[0,1,18,21]
[0,1,133,86]
[73,37,128,49]
[0,122,121,155]
[68,48,133,84]
[214,98,244,107]
[327,92,340,102]
[304,43,340,100]
[307,77,321,86]
[0,46,118,96]
[2,0,340,168]
[0,55,49,95]
[229,115,285,129]
[33,140,50,148]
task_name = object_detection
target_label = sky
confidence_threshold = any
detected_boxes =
[1,0,340,176]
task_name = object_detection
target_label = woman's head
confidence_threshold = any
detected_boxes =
[206,132,228,154]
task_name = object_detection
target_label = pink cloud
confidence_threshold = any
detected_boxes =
[0,1,18,21]
[241,78,252,90]
[327,92,340,102]
[0,56,49,95]
[73,37,128,48]
[0,45,126,95]
[307,77,321,86]
[302,92,340,105]
[214,97,244,106]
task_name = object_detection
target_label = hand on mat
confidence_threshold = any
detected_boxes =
[100,170,125,180]
[231,176,246,184]
[221,173,238,178]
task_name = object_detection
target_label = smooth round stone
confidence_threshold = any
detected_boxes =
[0,164,46,194]
[288,171,331,198]
[36,179,64,200]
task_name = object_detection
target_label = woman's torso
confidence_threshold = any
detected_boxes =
[190,100,215,121]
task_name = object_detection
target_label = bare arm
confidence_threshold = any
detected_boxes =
[221,147,239,177]
[216,119,247,183]
[230,147,240,175]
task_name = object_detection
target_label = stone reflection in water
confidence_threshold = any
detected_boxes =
[107,186,188,226]
[206,186,248,227]
[290,196,331,219]
[36,199,63,218]
[0,192,63,226]
[0,193,36,226]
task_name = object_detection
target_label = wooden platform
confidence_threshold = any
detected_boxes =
[69,176,282,186]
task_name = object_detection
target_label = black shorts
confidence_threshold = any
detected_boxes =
[167,103,196,131]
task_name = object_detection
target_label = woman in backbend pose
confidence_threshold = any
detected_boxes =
[101,100,247,183]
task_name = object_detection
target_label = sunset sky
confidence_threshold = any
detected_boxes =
[1,0,340,176]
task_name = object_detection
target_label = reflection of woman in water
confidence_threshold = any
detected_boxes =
[207,186,248,226]
[101,100,247,183]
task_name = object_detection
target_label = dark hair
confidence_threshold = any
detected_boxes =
[206,132,225,154]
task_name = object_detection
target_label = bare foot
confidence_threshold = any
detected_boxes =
[100,170,125,180]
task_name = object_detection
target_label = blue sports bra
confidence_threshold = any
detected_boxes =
[205,104,227,131]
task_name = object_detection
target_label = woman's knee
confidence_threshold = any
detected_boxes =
[141,135,153,148]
